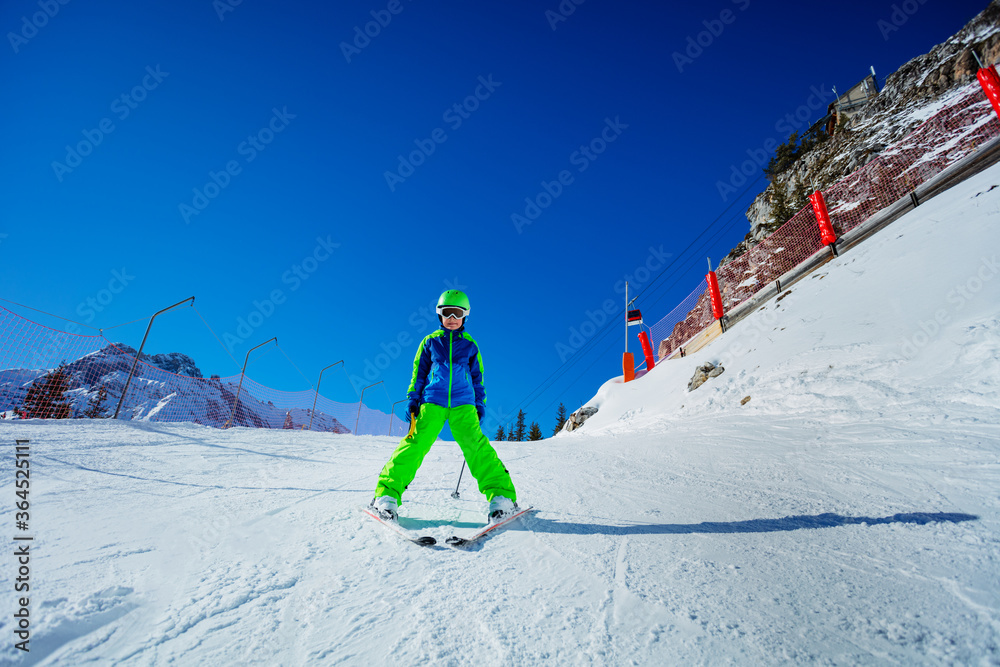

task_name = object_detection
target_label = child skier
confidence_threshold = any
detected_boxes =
[371,290,518,523]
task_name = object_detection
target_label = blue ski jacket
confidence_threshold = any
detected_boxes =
[407,326,486,411]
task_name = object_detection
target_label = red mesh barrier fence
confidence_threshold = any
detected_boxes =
[648,78,1000,358]
[716,203,823,312]
[646,279,711,361]
[5,82,999,410]
[0,307,110,419]
[826,84,999,238]
[0,306,407,436]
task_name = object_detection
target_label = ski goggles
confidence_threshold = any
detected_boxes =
[436,306,468,320]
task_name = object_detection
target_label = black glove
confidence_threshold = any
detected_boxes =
[406,399,421,421]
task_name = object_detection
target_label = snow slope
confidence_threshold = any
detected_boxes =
[1,164,999,665]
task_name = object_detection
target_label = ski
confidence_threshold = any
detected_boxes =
[445,506,535,547]
[361,507,437,546]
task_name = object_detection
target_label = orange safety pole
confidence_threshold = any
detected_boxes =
[623,352,635,382]
[623,280,634,382]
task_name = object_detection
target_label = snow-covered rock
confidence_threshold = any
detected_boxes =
[561,405,598,432]
[687,361,724,392]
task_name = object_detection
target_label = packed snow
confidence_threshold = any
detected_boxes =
[1,163,999,665]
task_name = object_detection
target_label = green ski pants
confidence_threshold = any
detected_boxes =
[375,403,516,504]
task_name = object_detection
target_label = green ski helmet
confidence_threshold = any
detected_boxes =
[437,289,470,318]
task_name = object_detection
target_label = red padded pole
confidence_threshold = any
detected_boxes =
[637,330,655,370]
[706,271,724,320]
[809,190,837,246]
[977,65,1000,121]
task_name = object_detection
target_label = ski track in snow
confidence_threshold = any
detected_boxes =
[1,166,1000,664]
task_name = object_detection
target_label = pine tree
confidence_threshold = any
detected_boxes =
[553,402,567,436]
[769,180,796,231]
[23,365,73,419]
[791,177,812,215]
[505,425,515,441]
[528,422,543,441]
[494,424,506,441]
[765,131,819,180]
[765,132,793,179]
[83,385,108,419]
[514,409,527,442]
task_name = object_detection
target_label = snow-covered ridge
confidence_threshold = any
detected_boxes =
[0,164,997,663]
[0,336,403,436]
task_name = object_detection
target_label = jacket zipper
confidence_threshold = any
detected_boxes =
[447,331,454,407]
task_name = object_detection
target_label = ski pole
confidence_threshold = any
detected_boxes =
[451,461,466,499]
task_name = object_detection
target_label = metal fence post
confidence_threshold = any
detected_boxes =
[113,296,195,419]
[226,337,276,429]
[308,360,343,431]
[388,398,408,436]
[355,381,383,435]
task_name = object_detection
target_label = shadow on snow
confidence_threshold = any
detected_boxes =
[530,512,978,536]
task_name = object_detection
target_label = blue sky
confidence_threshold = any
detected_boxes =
[0,0,990,436]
